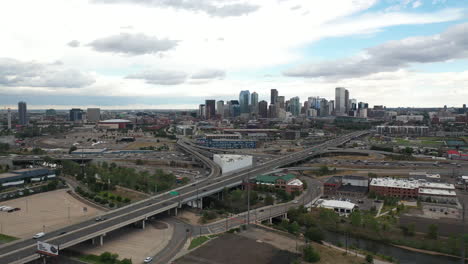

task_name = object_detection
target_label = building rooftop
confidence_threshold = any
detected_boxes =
[418,188,457,196]
[99,119,131,123]
[320,200,356,210]
[214,154,252,163]
[255,174,296,184]
[419,182,455,190]
[287,179,303,186]
[343,175,368,181]
[325,176,342,184]
[370,178,419,189]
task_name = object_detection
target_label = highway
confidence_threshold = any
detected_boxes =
[0,130,367,264]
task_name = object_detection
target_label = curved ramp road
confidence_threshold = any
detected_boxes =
[0,131,367,264]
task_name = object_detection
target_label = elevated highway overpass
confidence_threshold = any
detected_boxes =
[0,130,368,264]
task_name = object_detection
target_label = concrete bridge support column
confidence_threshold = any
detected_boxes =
[269,218,273,224]
[141,219,146,229]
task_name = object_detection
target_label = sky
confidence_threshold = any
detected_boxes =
[0,0,467,110]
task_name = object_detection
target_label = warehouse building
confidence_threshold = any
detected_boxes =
[0,168,56,188]
[213,154,253,175]
[370,178,457,201]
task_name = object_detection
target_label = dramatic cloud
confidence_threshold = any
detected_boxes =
[67,40,80,47]
[191,69,225,79]
[0,58,95,88]
[88,33,178,56]
[126,69,187,85]
[284,22,468,79]
[93,0,259,17]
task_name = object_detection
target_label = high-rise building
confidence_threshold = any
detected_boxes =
[270,89,278,105]
[250,92,259,113]
[345,89,350,113]
[205,100,216,119]
[258,100,268,118]
[349,99,357,111]
[216,100,224,118]
[199,104,205,119]
[87,108,101,122]
[239,90,250,114]
[277,96,285,109]
[229,100,240,117]
[335,87,348,115]
[7,108,11,129]
[289,97,301,116]
[18,101,28,125]
[269,104,278,118]
[69,108,83,122]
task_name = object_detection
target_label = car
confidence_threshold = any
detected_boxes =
[144,257,153,263]
[60,231,68,235]
[95,216,106,221]
[293,200,299,204]
[259,209,264,212]
[33,232,45,239]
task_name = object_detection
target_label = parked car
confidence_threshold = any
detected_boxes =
[144,257,153,263]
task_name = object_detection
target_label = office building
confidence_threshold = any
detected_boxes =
[69,108,83,122]
[239,90,250,114]
[250,92,258,113]
[289,97,301,117]
[277,96,285,109]
[345,89,350,113]
[229,100,240,117]
[199,104,205,119]
[271,89,278,105]
[335,87,347,115]
[258,100,268,118]
[205,100,216,120]
[216,100,224,118]
[7,108,11,129]
[349,98,357,111]
[87,108,100,122]
[269,104,278,118]
[18,101,27,125]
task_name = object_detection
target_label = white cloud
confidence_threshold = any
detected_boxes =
[412,1,423,8]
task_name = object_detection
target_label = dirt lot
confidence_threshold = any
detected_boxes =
[176,233,298,264]
[72,220,173,263]
[176,210,203,225]
[0,189,102,238]
[176,228,364,264]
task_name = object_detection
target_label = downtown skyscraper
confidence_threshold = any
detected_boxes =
[18,101,27,125]
[239,90,250,114]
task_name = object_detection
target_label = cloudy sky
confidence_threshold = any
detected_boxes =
[1,0,467,109]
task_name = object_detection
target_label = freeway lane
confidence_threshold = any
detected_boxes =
[0,131,367,264]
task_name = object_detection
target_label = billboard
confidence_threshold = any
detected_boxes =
[37,241,59,256]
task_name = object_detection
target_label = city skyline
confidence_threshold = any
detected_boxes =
[1,1,468,109]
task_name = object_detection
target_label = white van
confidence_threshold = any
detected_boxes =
[33,232,45,239]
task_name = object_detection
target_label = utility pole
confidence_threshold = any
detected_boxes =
[461,202,465,264]
[247,178,251,227]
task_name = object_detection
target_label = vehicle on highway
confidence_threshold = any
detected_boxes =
[33,232,45,239]
[144,256,153,263]
[293,200,299,204]
[95,216,106,221]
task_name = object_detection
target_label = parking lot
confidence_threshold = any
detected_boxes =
[0,189,102,238]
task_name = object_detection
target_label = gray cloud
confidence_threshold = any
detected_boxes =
[93,0,259,17]
[126,70,188,85]
[284,22,468,79]
[191,69,225,79]
[88,33,178,56]
[0,58,95,88]
[67,40,80,47]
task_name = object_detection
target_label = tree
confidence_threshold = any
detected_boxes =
[287,221,300,235]
[68,146,77,154]
[427,224,438,240]
[265,195,274,205]
[366,254,374,263]
[120,259,132,264]
[350,211,362,227]
[303,245,320,263]
[305,227,324,243]
[318,165,330,176]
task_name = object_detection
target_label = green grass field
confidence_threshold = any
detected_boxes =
[188,236,210,250]
[0,234,18,243]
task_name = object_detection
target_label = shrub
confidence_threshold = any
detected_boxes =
[116,196,122,202]
[109,202,115,208]
[303,245,320,263]
[123,197,131,203]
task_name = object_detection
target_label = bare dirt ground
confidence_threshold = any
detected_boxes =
[176,233,298,264]
[72,220,173,263]
[176,210,203,225]
[0,189,102,238]
[240,227,364,264]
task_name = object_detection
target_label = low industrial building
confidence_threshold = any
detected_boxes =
[447,150,468,161]
[71,148,107,155]
[317,199,356,216]
[369,177,457,202]
[213,154,253,175]
[0,168,56,188]
[324,175,369,197]
[205,133,241,140]
[197,139,257,149]
[253,174,303,194]
[376,125,429,136]
[97,119,132,130]
[176,125,194,136]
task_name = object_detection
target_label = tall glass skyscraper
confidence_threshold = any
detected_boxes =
[250,92,258,113]
[289,96,301,116]
[239,90,250,114]
[18,101,27,125]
